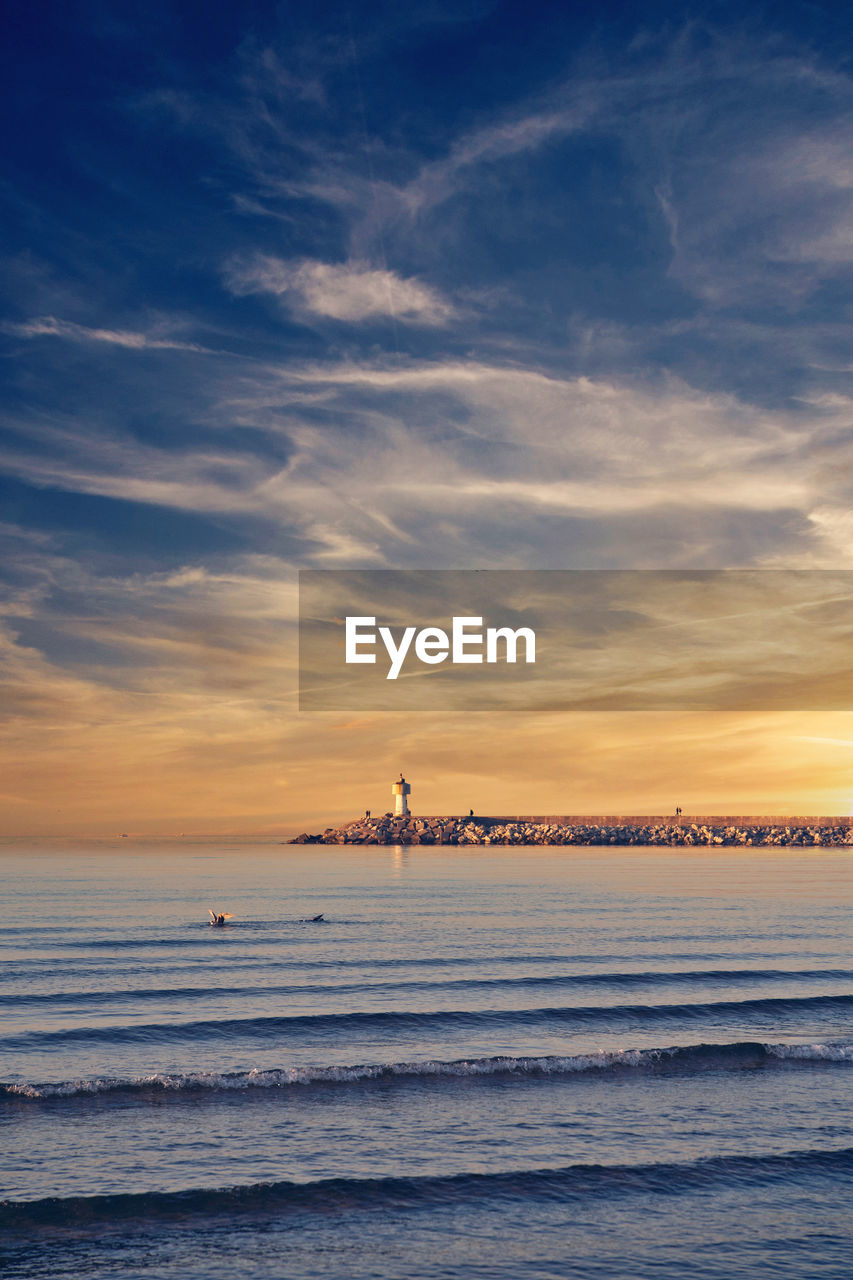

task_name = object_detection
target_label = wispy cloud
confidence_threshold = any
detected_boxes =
[225,256,454,325]
[3,316,215,352]
[0,357,841,570]
[397,105,594,217]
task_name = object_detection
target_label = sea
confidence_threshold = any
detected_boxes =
[2,840,853,1279]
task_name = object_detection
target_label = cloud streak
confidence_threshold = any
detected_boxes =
[0,355,842,573]
[4,317,215,352]
[226,256,455,325]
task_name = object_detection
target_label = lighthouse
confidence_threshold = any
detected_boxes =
[392,773,411,816]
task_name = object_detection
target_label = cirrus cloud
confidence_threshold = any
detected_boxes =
[225,255,455,325]
[3,316,215,353]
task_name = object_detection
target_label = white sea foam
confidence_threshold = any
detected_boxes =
[4,1052,642,1097]
[764,1042,853,1062]
[6,1040,853,1099]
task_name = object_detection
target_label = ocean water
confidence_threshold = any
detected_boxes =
[2,842,853,1279]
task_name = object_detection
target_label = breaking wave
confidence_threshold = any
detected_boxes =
[5,1039,853,1100]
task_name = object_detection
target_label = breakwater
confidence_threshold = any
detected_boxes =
[290,814,853,847]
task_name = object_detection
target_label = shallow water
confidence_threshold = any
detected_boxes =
[2,842,853,1278]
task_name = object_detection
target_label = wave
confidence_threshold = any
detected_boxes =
[3,1145,853,1231]
[3,920,367,953]
[6,966,853,1009]
[0,950,827,986]
[5,1039,853,1100]
[6,990,853,1050]
[3,966,850,1010]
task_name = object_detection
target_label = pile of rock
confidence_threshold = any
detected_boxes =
[290,817,853,847]
[292,815,455,845]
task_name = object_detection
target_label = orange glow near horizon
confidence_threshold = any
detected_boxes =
[4,697,853,837]
[5,569,853,838]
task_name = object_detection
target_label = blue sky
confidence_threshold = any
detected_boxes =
[4,1,853,831]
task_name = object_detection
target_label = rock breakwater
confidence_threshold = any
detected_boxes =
[290,816,853,847]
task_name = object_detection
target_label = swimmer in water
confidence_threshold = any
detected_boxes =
[208,909,234,926]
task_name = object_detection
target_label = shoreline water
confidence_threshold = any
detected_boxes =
[292,814,853,846]
[4,842,853,1280]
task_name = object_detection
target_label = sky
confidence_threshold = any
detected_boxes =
[4,0,853,834]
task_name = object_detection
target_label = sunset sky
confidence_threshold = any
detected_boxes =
[4,0,853,835]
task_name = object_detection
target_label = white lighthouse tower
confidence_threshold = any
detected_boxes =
[392,773,411,817]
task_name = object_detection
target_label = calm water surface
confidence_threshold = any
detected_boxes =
[2,842,853,1278]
